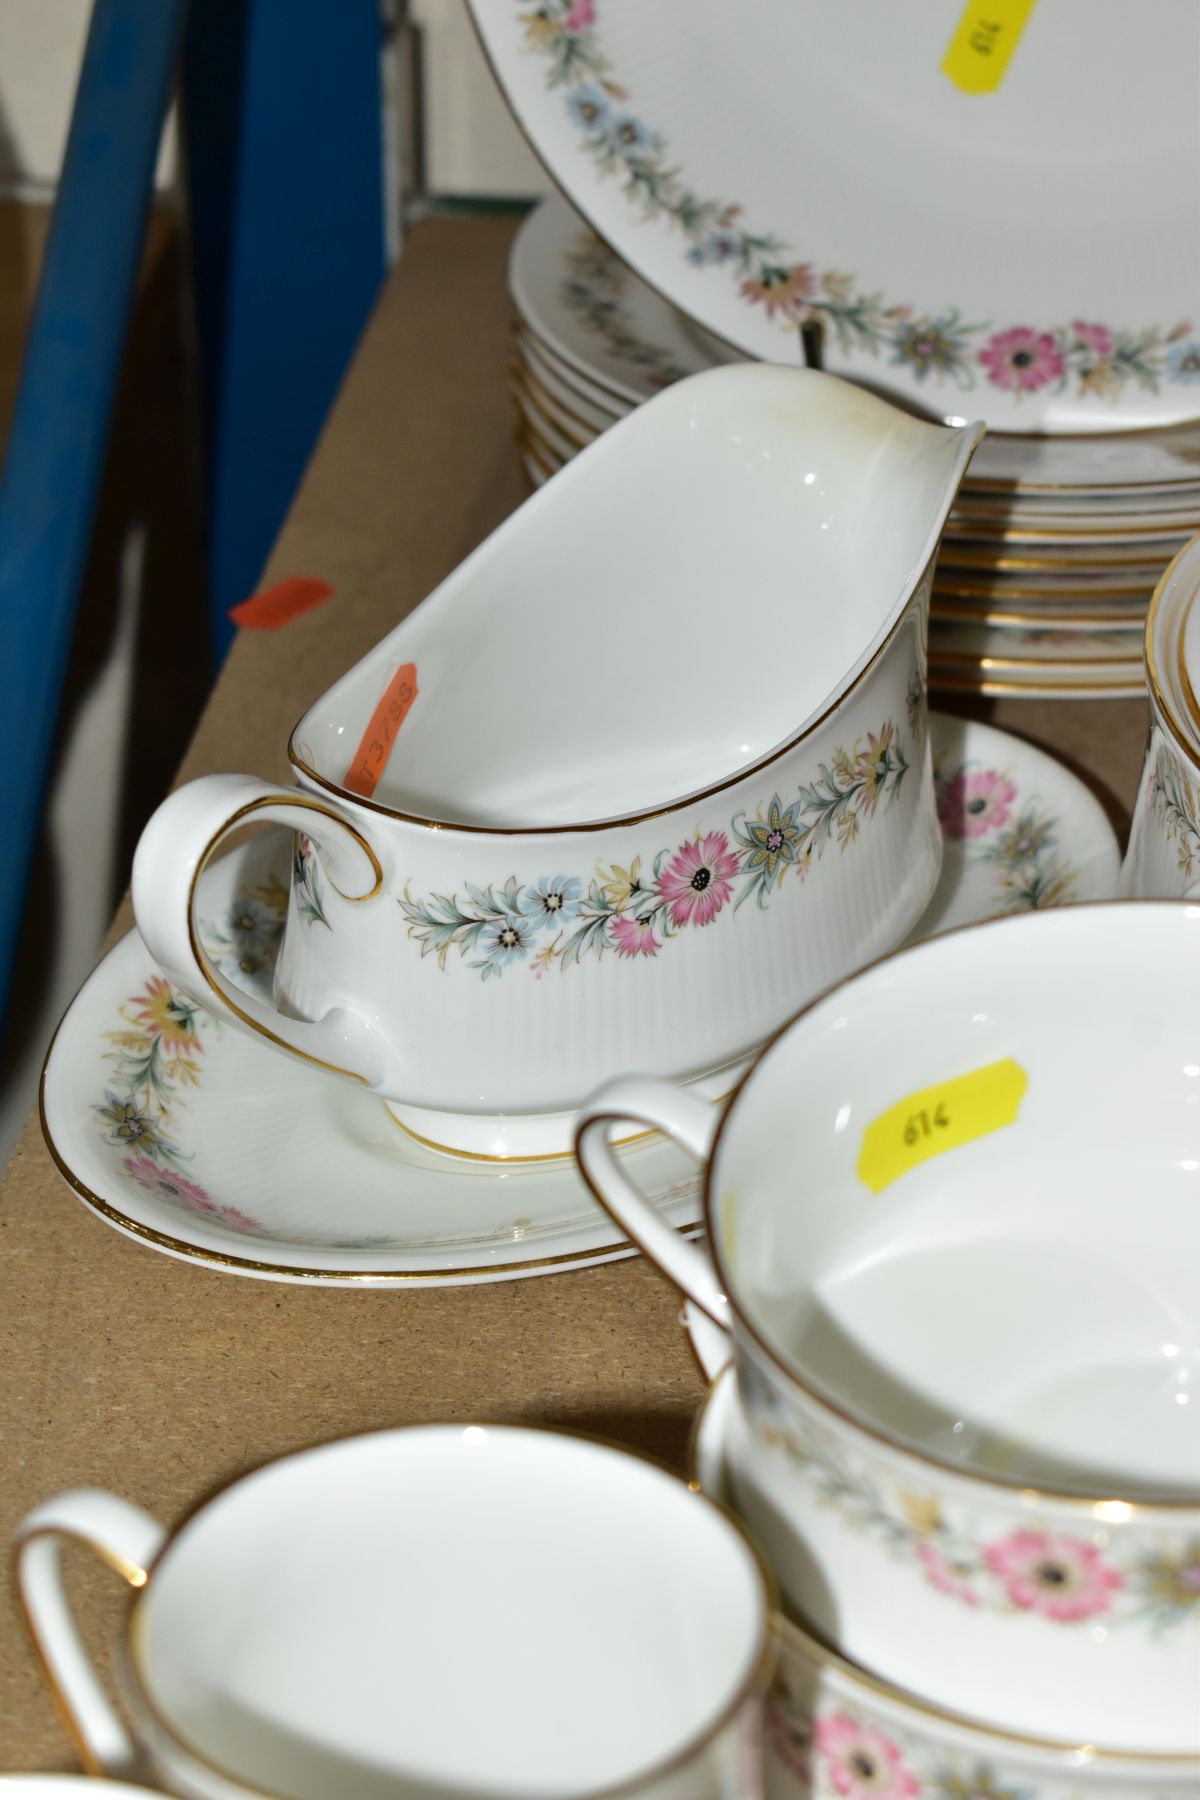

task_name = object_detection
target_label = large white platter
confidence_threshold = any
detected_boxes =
[479,2,1200,433]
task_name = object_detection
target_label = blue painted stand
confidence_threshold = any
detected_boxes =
[0,0,186,1025]
[183,0,387,664]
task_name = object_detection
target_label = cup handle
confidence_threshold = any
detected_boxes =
[13,1488,166,1778]
[575,1075,733,1331]
[132,773,388,1089]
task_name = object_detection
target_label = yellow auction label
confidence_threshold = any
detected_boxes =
[940,0,1037,94]
[856,1058,1027,1194]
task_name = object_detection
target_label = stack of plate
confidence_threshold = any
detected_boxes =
[481,0,1200,701]
[510,196,1200,701]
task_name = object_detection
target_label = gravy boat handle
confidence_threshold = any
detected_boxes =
[574,1074,733,1331]
[132,773,388,1088]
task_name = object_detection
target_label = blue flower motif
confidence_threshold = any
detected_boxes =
[607,113,651,159]
[687,230,741,269]
[565,85,611,135]
[1167,339,1200,384]
[521,875,583,931]
[480,915,535,967]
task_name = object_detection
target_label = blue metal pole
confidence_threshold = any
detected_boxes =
[183,0,387,666]
[0,0,188,1026]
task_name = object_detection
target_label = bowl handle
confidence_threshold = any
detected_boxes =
[575,1075,733,1331]
[132,773,388,1089]
[14,1488,166,1778]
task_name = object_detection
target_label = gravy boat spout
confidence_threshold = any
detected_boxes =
[292,365,984,832]
[133,367,984,1122]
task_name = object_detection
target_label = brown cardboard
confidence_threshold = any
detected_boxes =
[0,215,1153,1769]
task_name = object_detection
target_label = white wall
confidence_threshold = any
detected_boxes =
[0,0,176,199]
[410,0,548,198]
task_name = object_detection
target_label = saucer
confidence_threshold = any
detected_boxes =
[40,716,1118,1285]
[913,712,1120,938]
[41,833,704,1287]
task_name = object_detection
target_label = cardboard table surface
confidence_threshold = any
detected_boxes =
[0,216,1151,1770]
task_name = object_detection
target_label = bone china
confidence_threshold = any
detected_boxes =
[692,1371,1200,1800]
[576,903,1200,1753]
[1123,534,1200,898]
[132,366,981,1126]
[15,1425,772,1799]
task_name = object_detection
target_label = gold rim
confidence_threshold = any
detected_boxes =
[289,578,946,836]
[37,934,714,1282]
[518,427,559,483]
[186,796,383,1087]
[938,546,1168,572]
[385,1077,736,1165]
[1143,538,1200,776]
[932,601,1143,631]
[514,408,573,474]
[120,1422,777,1800]
[511,370,594,457]
[39,1046,707,1282]
[11,1526,151,1778]
[945,518,1194,543]
[688,1374,1200,1764]
[929,672,1144,697]
[384,1101,657,1164]
[929,647,1143,672]
[934,574,1151,601]
[582,904,1200,1513]
[511,358,606,451]
[513,319,629,420]
[963,470,1200,494]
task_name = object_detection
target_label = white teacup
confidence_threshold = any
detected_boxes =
[15,1425,773,1799]
[133,367,981,1139]
[692,1372,1200,1800]
[577,904,1200,1753]
[1123,534,1200,899]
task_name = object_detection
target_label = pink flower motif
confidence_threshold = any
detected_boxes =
[984,1529,1123,1622]
[938,768,1017,839]
[1072,320,1114,356]
[122,1155,214,1214]
[563,0,594,27]
[815,1712,919,1800]
[978,327,1064,393]
[215,1202,265,1234]
[916,1541,981,1608]
[611,914,659,957]
[658,831,739,928]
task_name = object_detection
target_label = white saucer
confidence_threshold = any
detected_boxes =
[913,712,1119,939]
[40,716,1118,1286]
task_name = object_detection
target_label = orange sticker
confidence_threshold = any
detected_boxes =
[228,576,334,631]
[344,664,419,798]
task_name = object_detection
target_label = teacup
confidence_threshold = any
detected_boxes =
[132,366,982,1145]
[692,1371,1200,1800]
[15,1424,773,1799]
[576,903,1200,1753]
[1122,534,1200,898]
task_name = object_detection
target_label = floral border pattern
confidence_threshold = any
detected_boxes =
[519,1,1200,404]
[560,229,691,387]
[935,760,1078,911]
[92,870,294,1238]
[741,1366,1200,1636]
[1149,739,1200,880]
[398,720,909,978]
[96,977,269,1236]
[767,1668,1123,1800]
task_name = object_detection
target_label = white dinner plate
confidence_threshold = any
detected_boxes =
[478,3,1200,433]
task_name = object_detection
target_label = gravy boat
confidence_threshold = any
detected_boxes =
[133,366,983,1141]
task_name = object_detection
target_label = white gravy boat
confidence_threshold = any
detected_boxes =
[133,366,983,1138]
